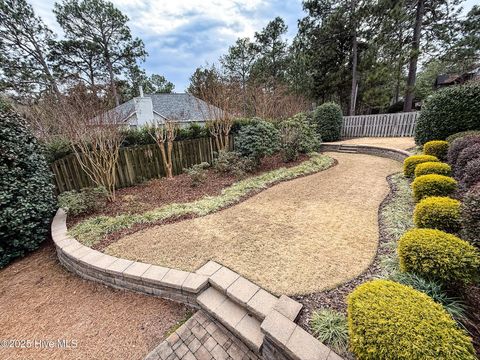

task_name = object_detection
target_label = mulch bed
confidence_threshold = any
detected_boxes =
[0,240,190,360]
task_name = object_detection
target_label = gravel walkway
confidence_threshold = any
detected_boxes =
[0,243,189,360]
[106,152,401,296]
[330,137,415,150]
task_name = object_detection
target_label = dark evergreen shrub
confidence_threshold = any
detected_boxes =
[447,135,480,169]
[414,83,480,145]
[312,102,343,142]
[455,143,480,179]
[462,158,480,189]
[235,118,280,163]
[462,184,480,248]
[0,104,56,267]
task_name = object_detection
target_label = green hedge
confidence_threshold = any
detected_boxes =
[347,279,475,360]
[0,104,56,267]
[413,196,461,233]
[312,102,343,142]
[398,228,479,285]
[403,155,439,177]
[423,140,448,160]
[414,83,480,145]
[235,118,280,162]
[414,162,451,177]
[411,174,456,202]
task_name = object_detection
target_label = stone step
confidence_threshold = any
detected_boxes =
[337,146,358,153]
[197,286,264,353]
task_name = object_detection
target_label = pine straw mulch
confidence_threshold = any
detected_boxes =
[0,241,190,360]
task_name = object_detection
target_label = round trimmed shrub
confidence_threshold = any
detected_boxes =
[462,184,480,247]
[0,104,56,267]
[312,102,343,142]
[446,130,480,143]
[403,155,439,177]
[235,118,280,163]
[455,143,480,179]
[398,228,480,285]
[414,161,451,177]
[347,279,475,360]
[413,196,461,233]
[462,157,480,189]
[447,135,480,168]
[411,174,456,202]
[423,140,448,160]
[414,83,480,145]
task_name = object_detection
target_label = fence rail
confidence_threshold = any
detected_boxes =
[341,112,418,138]
[51,136,234,193]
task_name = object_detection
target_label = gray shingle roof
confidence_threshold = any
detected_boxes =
[114,93,220,122]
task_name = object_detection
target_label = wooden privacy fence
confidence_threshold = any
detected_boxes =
[51,136,234,193]
[341,112,419,138]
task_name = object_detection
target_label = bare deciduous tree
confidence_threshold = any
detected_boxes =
[150,120,178,179]
[53,90,126,200]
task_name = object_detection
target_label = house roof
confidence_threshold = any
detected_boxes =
[114,93,219,122]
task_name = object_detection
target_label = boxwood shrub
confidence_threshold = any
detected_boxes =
[447,135,480,169]
[414,83,480,145]
[414,161,451,177]
[411,174,456,202]
[403,155,439,177]
[462,158,480,189]
[455,143,480,179]
[423,140,448,160]
[461,184,480,248]
[398,228,480,284]
[347,279,475,360]
[0,103,56,267]
[413,196,461,233]
[58,187,108,216]
[312,102,343,142]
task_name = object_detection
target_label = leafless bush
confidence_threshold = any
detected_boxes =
[149,120,178,179]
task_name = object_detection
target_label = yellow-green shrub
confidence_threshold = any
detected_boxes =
[414,161,451,177]
[423,140,449,160]
[398,228,480,284]
[347,279,475,360]
[414,196,461,233]
[403,155,439,177]
[411,174,456,202]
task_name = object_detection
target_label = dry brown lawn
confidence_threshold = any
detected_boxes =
[106,152,401,296]
[0,243,189,360]
[331,137,415,150]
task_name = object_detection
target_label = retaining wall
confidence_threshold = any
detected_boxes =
[320,143,411,162]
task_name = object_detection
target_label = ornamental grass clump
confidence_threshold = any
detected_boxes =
[414,161,451,177]
[411,174,456,202]
[310,309,348,356]
[423,140,448,160]
[398,228,480,285]
[413,196,461,233]
[403,155,438,177]
[347,279,476,360]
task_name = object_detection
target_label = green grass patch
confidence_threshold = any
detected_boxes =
[71,153,335,246]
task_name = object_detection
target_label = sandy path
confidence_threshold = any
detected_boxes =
[0,243,189,360]
[331,137,415,150]
[106,153,401,296]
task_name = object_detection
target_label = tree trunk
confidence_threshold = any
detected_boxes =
[159,142,173,179]
[349,1,358,116]
[105,50,120,107]
[403,0,424,112]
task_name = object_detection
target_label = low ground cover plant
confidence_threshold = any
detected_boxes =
[415,83,480,144]
[347,279,476,360]
[0,103,56,267]
[411,174,456,202]
[461,184,480,247]
[413,196,461,233]
[312,102,342,142]
[423,140,448,160]
[58,187,108,216]
[414,161,451,177]
[70,153,334,246]
[310,309,348,356]
[403,155,439,177]
[398,228,479,285]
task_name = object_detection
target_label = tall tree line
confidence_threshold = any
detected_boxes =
[0,0,174,105]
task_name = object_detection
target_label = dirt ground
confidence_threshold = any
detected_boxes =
[0,243,189,360]
[331,137,415,150]
[106,152,401,296]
